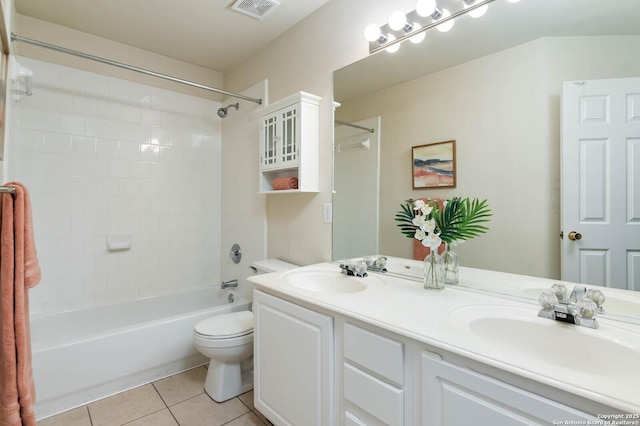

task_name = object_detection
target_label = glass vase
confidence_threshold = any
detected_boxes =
[444,243,459,285]
[423,251,445,290]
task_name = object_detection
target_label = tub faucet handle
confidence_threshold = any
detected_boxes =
[221,279,238,289]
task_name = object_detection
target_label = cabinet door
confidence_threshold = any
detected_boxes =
[260,111,279,169]
[421,352,597,426]
[277,103,299,167]
[253,290,334,426]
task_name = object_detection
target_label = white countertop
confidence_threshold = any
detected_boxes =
[248,262,640,414]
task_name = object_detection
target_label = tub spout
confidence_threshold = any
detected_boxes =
[221,279,238,289]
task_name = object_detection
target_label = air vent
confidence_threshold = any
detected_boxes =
[230,0,280,20]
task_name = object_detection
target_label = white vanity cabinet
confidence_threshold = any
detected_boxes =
[252,285,625,426]
[420,351,598,425]
[257,91,321,193]
[341,322,406,426]
[253,290,333,426]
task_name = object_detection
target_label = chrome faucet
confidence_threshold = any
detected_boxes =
[339,260,368,277]
[538,284,605,329]
[221,279,238,289]
[363,255,388,273]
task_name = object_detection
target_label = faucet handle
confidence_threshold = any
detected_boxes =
[585,289,605,312]
[550,283,568,304]
[538,290,558,310]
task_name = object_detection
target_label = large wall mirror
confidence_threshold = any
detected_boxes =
[333,0,640,319]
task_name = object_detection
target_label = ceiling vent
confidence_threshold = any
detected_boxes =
[230,0,280,20]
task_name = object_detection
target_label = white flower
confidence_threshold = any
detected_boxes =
[412,215,426,228]
[421,205,433,216]
[413,199,426,211]
[414,229,426,241]
[422,218,436,233]
[421,232,442,251]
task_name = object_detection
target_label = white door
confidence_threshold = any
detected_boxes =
[561,77,640,290]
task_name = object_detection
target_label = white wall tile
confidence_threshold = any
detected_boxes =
[8,57,223,315]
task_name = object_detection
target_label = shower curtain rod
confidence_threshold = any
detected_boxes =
[335,120,374,133]
[10,33,263,105]
[0,186,16,194]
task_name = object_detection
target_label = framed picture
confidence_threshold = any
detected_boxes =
[412,140,456,189]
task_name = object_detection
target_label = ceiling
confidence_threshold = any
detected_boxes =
[14,0,330,72]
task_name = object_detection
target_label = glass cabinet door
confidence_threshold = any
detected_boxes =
[279,104,299,167]
[261,112,279,168]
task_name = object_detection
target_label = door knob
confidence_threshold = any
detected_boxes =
[568,231,582,241]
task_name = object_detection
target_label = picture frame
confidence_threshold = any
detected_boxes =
[412,140,456,189]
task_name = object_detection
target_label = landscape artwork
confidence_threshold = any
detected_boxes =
[412,140,456,189]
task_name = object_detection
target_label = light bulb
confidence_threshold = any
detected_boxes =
[388,10,407,31]
[465,1,488,18]
[364,23,382,42]
[436,9,455,32]
[416,0,437,17]
[385,34,400,53]
[409,23,425,44]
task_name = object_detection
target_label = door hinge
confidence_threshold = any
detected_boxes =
[560,231,564,239]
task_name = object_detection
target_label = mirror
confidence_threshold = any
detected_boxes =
[333,0,640,318]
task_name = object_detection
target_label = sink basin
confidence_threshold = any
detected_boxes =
[450,305,640,378]
[281,269,370,294]
[502,283,640,317]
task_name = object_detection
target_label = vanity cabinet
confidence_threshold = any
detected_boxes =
[257,91,321,193]
[420,351,597,425]
[253,288,622,426]
[253,290,333,426]
[342,322,406,425]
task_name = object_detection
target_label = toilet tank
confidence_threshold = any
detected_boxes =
[251,259,298,274]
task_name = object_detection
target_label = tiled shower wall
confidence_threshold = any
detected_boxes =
[5,57,222,315]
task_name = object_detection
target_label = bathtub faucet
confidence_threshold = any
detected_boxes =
[221,279,238,289]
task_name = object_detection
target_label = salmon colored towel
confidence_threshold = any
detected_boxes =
[0,182,41,426]
[272,177,298,190]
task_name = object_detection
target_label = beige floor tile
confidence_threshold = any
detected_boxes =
[124,408,178,426]
[88,384,166,426]
[153,366,207,406]
[170,393,250,426]
[237,390,255,410]
[37,406,91,426]
[225,411,268,426]
[253,409,273,425]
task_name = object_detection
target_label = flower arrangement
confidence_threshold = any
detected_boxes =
[395,197,492,289]
[395,197,492,250]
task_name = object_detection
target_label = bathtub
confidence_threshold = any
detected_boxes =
[30,287,251,420]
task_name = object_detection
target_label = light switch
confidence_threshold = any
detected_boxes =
[323,203,332,224]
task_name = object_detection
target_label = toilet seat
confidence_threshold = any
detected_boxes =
[193,311,254,348]
[194,311,253,338]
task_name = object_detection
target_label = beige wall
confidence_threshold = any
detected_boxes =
[13,14,224,100]
[225,0,418,266]
[336,35,640,279]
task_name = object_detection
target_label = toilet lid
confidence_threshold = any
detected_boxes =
[194,310,253,338]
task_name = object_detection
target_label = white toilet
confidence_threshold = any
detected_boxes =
[193,259,297,402]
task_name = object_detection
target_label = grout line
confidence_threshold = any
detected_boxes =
[150,382,169,408]
[120,408,167,426]
[86,405,94,426]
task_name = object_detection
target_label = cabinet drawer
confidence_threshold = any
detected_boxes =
[344,363,404,426]
[345,411,367,426]
[344,322,404,386]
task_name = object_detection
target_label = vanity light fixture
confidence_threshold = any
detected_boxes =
[462,0,489,18]
[365,0,507,54]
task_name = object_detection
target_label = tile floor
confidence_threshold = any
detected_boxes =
[37,366,272,426]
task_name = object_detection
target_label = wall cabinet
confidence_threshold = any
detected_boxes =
[257,91,321,193]
[253,290,333,426]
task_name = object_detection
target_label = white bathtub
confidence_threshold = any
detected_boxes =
[30,287,251,420]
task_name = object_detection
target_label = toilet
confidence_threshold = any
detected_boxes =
[193,259,297,402]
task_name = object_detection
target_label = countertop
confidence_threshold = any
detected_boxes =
[248,262,640,414]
